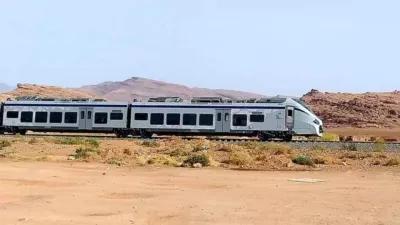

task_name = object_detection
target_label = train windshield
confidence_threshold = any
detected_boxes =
[294,99,316,115]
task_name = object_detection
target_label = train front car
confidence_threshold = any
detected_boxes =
[287,98,323,138]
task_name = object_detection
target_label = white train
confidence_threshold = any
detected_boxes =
[0,96,323,141]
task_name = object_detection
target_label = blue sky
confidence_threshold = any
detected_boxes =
[0,0,399,96]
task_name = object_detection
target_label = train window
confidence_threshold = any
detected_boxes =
[65,112,78,124]
[199,114,213,126]
[81,111,85,119]
[233,114,247,126]
[94,113,108,124]
[217,113,221,121]
[50,112,63,123]
[7,111,19,119]
[288,110,293,117]
[21,111,33,123]
[167,113,180,125]
[88,111,92,120]
[150,113,164,125]
[35,112,48,123]
[225,113,229,122]
[110,113,123,120]
[250,114,264,123]
[135,113,148,121]
[183,114,197,125]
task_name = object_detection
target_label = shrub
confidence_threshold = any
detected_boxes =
[384,158,399,167]
[292,155,315,167]
[224,151,252,166]
[374,137,386,152]
[84,139,100,148]
[54,137,82,145]
[74,147,100,159]
[107,157,123,166]
[313,156,326,164]
[0,140,11,149]
[321,133,339,141]
[183,153,210,167]
[123,148,132,156]
[141,140,160,147]
[28,138,38,144]
[192,144,205,152]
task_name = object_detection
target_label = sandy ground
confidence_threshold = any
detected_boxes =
[1,162,400,225]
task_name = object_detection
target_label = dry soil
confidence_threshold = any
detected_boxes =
[1,161,400,225]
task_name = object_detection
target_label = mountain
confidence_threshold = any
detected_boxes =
[302,89,400,129]
[0,83,13,93]
[77,77,266,101]
[0,83,98,102]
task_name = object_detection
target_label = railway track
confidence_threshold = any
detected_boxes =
[1,133,400,151]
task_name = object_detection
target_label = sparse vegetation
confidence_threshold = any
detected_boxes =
[384,158,399,167]
[107,157,123,166]
[74,146,100,159]
[123,148,132,156]
[28,138,38,144]
[0,140,11,149]
[183,153,210,167]
[292,155,315,167]
[374,137,386,152]
[313,156,327,164]
[223,151,252,166]
[321,133,339,142]
[141,140,160,147]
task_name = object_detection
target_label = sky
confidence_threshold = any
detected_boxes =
[0,0,399,96]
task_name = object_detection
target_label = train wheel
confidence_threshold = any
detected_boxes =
[257,132,269,142]
[283,134,293,142]
[19,130,27,135]
[140,130,153,139]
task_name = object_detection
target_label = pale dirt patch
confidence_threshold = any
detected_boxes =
[0,162,399,225]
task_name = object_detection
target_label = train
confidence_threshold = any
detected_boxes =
[0,96,323,141]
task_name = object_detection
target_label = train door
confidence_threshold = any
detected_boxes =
[215,109,231,133]
[286,106,294,129]
[79,108,94,130]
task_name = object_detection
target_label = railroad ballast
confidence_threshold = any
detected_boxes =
[0,96,323,141]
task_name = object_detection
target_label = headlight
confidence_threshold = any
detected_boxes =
[313,119,320,125]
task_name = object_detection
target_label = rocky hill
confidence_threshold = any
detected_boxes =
[0,84,98,102]
[302,89,400,129]
[77,77,266,101]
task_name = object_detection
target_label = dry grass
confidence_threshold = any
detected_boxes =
[2,136,400,171]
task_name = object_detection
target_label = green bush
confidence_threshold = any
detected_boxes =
[183,153,210,167]
[292,155,315,167]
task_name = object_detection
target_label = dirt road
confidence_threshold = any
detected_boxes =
[1,162,400,225]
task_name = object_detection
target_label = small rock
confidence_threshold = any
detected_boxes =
[193,163,203,168]
[342,162,348,166]
[102,172,106,176]
[286,162,294,168]
[67,156,76,160]
[18,218,27,222]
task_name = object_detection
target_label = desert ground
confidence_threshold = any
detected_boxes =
[1,136,400,225]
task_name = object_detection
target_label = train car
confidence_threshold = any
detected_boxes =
[1,99,129,135]
[130,96,323,141]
